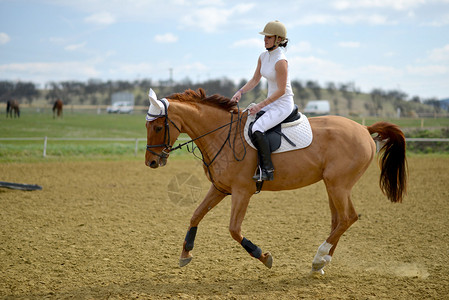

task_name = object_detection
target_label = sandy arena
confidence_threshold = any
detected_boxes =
[1,156,448,299]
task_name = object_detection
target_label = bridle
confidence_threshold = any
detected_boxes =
[146,100,181,160]
[145,99,248,195]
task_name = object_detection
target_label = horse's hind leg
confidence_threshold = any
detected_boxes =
[180,185,226,267]
[311,183,358,275]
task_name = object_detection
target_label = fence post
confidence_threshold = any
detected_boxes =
[43,136,47,157]
[135,138,138,156]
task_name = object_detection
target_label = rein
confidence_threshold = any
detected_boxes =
[146,101,248,195]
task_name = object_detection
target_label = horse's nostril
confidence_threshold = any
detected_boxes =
[150,160,158,168]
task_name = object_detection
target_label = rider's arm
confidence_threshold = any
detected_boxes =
[231,57,262,102]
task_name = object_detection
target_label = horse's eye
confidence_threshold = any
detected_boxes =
[155,126,163,133]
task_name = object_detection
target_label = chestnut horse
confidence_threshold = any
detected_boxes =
[53,99,63,119]
[6,100,20,118]
[145,88,407,275]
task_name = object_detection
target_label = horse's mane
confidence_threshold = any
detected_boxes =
[167,88,238,113]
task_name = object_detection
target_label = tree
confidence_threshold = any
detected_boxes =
[0,81,14,102]
[339,83,354,111]
[291,80,309,108]
[369,88,385,116]
[14,82,38,104]
[306,80,321,99]
[410,96,421,103]
[326,82,336,96]
[424,98,442,113]
[46,82,62,102]
[326,82,338,115]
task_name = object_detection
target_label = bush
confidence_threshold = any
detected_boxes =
[405,128,449,153]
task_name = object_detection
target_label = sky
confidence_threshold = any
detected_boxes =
[1,0,448,100]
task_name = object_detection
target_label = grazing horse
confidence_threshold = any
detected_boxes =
[145,88,407,275]
[6,100,20,118]
[53,99,63,119]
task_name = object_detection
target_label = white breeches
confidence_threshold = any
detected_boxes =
[251,99,294,133]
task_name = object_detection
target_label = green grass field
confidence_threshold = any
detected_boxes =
[1,108,448,162]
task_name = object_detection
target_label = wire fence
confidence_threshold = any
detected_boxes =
[1,137,448,158]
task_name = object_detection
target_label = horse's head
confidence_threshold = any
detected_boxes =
[145,89,181,168]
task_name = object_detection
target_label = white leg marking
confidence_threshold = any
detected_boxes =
[311,241,333,273]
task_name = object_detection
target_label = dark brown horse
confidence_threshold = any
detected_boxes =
[53,99,63,119]
[53,99,64,119]
[145,88,407,275]
[6,100,20,118]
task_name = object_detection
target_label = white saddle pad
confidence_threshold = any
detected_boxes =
[243,108,313,153]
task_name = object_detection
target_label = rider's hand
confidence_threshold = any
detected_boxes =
[231,90,242,103]
[249,103,263,115]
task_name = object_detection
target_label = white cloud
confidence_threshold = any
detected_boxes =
[289,55,347,81]
[0,61,100,83]
[230,38,262,48]
[338,41,361,48]
[84,12,116,25]
[407,65,448,76]
[289,41,314,53]
[65,42,87,51]
[154,33,179,43]
[178,62,209,73]
[357,65,403,76]
[180,3,255,32]
[291,13,392,26]
[49,37,67,45]
[421,13,449,26]
[0,32,11,45]
[339,14,392,25]
[108,62,154,77]
[196,0,225,5]
[428,44,449,62]
[332,0,426,11]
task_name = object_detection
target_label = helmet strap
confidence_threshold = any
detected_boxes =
[266,35,278,51]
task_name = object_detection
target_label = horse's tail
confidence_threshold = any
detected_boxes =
[6,101,10,114]
[367,122,408,203]
[53,101,57,112]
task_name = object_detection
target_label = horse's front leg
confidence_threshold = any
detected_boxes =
[180,185,226,267]
[229,190,273,268]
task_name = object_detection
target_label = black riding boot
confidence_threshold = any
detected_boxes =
[252,131,274,181]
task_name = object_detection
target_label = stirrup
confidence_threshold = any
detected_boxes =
[252,166,274,182]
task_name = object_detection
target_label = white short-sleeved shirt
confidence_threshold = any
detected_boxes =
[259,47,294,112]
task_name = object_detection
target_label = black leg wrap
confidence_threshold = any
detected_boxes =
[241,237,262,259]
[184,227,197,251]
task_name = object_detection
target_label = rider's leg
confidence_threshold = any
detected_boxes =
[251,131,274,181]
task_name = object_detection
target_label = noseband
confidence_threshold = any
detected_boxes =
[146,100,181,159]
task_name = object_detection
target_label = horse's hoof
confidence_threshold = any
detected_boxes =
[309,268,325,277]
[179,256,192,267]
[262,252,273,269]
[311,255,331,272]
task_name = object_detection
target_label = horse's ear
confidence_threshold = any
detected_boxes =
[198,88,206,99]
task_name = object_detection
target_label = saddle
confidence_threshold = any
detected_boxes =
[248,105,301,153]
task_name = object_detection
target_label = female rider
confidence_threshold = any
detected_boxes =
[231,20,294,181]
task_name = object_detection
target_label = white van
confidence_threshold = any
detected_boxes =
[304,100,330,115]
[106,101,133,114]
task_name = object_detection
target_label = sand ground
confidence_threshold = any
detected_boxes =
[1,156,448,299]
